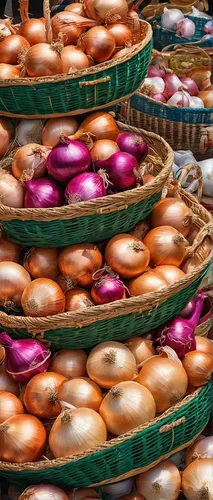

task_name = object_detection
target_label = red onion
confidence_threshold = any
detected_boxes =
[25,178,64,208]
[164,74,183,98]
[156,294,206,358]
[147,65,165,78]
[91,272,126,304]
[176,18,195,38]
[0,332,51,383]
[180,77,199,96]
[116,133,148,163]
[204,21,213,35]
[167,90,191,107]
[179,298,196,318]
[47,138,91,183]
[65,172,106,203]
[95,152,141,191]
[150,93,167,103]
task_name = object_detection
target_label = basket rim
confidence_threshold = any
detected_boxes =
[0,123,174,222]
[137,90,213,113]
[0,383,207,471]
[0,21,152,87]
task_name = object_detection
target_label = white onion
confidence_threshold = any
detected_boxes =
[144,77,165,94]
[199,159,213,197]
[16,119,43,146]
[176,18,195,38]
[167,90,191,107]
[161,7,184,30]
[189,96,204,108]
[103,478,133,498]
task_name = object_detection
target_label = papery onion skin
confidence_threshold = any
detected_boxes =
[128,269,167,296]
[196,337,213,357]
[91,273,126,305]
[0,392,24,424]
[49,407,107,458]
[130,220,149,241]
[70,112,119,142]
[49,349,87,379]
[84,0,128,23]
[182,458,213,500]
[136,459,181,500]
[24,372,67,419]
[155,265,185,285]
[19,484,69,500]
[66,288,94,311]
[81,27,115,63]
[116,133,148,163]
[124,337,157,364]
[42,117,79,148]
[0,35,30,65]
[0,414,46,463]
[61,46,90,72]
[90,139,120,162]
[144,226,187,267]
[96,152,141,191]
[58,243,102,288]
[182,351,213,387]
[87,341,137,389]
[24,247,60,280]
[186,436,213,466]
[52,11,97,46]
[0,169,25,208]
[0,118,11,159]
[0,363,19,395]
[0,232,21,263]
[25,43,63,77]
[47,138,91,184]
[100,381,156,435]
[24,177,64,209]
[105,234,150,278]
[106,23,133,48]
[103,479,133,498]
[65,172,106,203]
[0,261,31,308]
[12,143,49,181]
[150,197,193,237]
[65,3,87,16]
[19,18,46,45]
[16,119,43,147]
[21,278,65,317]
[58,376,103,411]
[0,63,20,79]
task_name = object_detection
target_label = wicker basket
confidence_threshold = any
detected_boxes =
[0,122,173,248]
[0,382,211,490]
[0,0,152,118]
[150,16,213,51]
[0,188,212,351]
[118,45,213,159]
[195,296,212,337]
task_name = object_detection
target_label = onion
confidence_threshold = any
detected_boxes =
[0,232,21,263]
[91,273,126,304]
[0,414,46,463]
[181,237,212,274]
[0,391,24,424]
[61,46,90,72]
[179,298,196,318]
[186,436,213,466]
[52,11,98,46]
[87,341,137,389]
[49,407,107,458]
[150,93,167,102]
[189,96,204,108]
[189,69,211,91]
[58,376,103,411]
[128,269,167,296]
[19,18,46,45]
[180,77,199,96]
[182,351,213,387]
[182,459,213,500]
[49,349,87,379]
[116,133,148,163]
[12,143,49,181]
[144,77,165,95]
[42,118,79,148]
[90,139,120,162]
[125,337,157,364]
[0,363,19,395]
[47,138,91,184]
[167,90,191,107]
[81,26,115,63]
[204,20,213,35]
[100,381,156,435]
[136,459,181,500]
[65,3,87,16]
[196,337,213,357]
[106,24,133,49]
[66,488,99,500]
[143,226,188,267]
[0,63,20,79]
[0,345,5,365]
[65,172,106,203]
[0,169,25,208]
[199,159,213,197]
[21,278,65,317]
[161,7,184,30]
[148,65,165,78]
[198,90,213,108]
[58,243,102,288]
[130,220,149,241]
[24,177,64,208]
[24,372,67,419]
[176,18,195,37]
[0,332,51,383]
[19,485,69,500]
[24,247,59,280]
[95,152,141,191]
[103,479,134,499]
[150,197,192,237]
[84,0,128,23]
[137,347,188,412]
[0,22,11,41]
[66,288,94,311]
[155,265,185,285]
[164,74,183,98]
[0,35,30,64]
[25,43,63,77]
[0,118,11,159]
[70,112,119,142]
[0,262,31,309]
[112,47,131,59]
[105,234,150,278]
[16,119,43,147]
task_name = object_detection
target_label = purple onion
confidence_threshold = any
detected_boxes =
[95,152,141,191]
[180,77,199,96]
[47,138,91,183]
[204,20,213,35]
[25,177,64,208]
[147,64,165,78]
[150,93,167,103]
[116,133,148,163]
[0,332,51,383]
[65,172,106,203]
[179,298,196,318]
[91,274,126,304]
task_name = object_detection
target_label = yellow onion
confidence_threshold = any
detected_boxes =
[24,372,67,419]
[21,278,65,317]
[0,231,21,263]
[84,0,128,23]
[65,288,94,311]
[0,35,30,64]
[136,459,181,500]
[90,139,120,162]
[182,459,213,500]
[58,377,103,411]
[128,269,167,296]
[49,349,87,379]
[42,117,79,148]
[12,143,49,181]
[81,27,115,63]
[124,337,157,364]
[19,485,69,500]
[0,118,11,159]
[182,351,213,387]
[52,11,98,46]
[150,197,193,237]
[105,234,150,278]
[198,89,213,108]
[0,168,25,208]
[144,226,188,267]
[19,18,46,45]
[0,414,46,463]
[61,46,90,72]
[0,363,19,395]
[58,243,102,288]
[0,261,31,308]
[65,3,87,16]
[0,391,25,424]
[106,24,133,49]
[70,112,119,142]
[25,43,63,77]
[24,247,60,280]
[0,63,20,79]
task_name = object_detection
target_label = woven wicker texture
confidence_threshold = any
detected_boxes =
[0,382,211,490]
[0,21,152,118]
[151,16,213,51]
[0,122,173,247]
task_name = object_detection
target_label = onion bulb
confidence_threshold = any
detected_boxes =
[90,139,120,162]
[0,232,21,263]
[52,11,98,46]
[136,459,181,500]
[25,43,63,77]
[196,337,213,357]
[198,90,213,108]
[0,261,31,309]
[16,119,43,147]
[21,278,65,317]
[0,63,20,79]
[49,407,107,458]
[86,341,137,389]
[103,479,134,498]
[0,414,46,463]
[58,377,103,411]
[125,337,157,364]
[42,117,79,148]
[150,198,193,237]
[12,143,49,181]
[70,112,119,142]
[0,169,25,208]
[0,391,25,424]
[99,381,156,435]
[19,485,69,500]
[24,372,67,419]
[105,234,150,279]
[65,3,87,16]
[106,24,133,49]
[65,288,94,311]
[0,118,11,159]
[130,220,149,241]
[128,269,167,296]
[186,436,213,466]
[61,46,89,73]
[0,35,30,65]
[137,348,188,412]
[81,27,115,63]
[0,363,19,395]
[84,0,128,23]
[19,18,46,45]
[58,243,102,288]
[0,345,5,365]
[155,265,185,285]
[24,247,59,280]
[182,351,213,387]
[143,226,188,267]
[182,459,213,500]
[49,349,87,379]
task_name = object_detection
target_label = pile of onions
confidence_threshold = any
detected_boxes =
[58,243,102,288]
[99,381,156,435]
[0,169,25,208]
[150,198,192,237]
[49,407,107,458]
[58,377,103,411]
[125,337,156,364]
[91,272,126,304]
[24,372,67,419]
[19,18,46,45]
[0,231,21,263]
[42,117,79,148]
[182,459,213,500]
[136,459,181,500]
[87,341,137,389]
[105,234,150,278]
[12,143,49,181]
[0,414,46,463]
[182,351,213,387]
[19,485,69,500]
[24,177,64,209]
[65,172,106,203]
[50,349,87,378]
[143,226,188,267]
[0,35,30,64]
[21,278,66,317]
[0,261,31,308]
[95,152,141,191]
[47,138,91,184]
[0,391,24,424]
[116,133,148,163]
[24,247,59,280]
[66,288,94,311]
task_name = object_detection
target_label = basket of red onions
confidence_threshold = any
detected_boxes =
[0,114,173,247]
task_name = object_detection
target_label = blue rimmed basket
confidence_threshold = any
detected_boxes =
[150,15,213,50]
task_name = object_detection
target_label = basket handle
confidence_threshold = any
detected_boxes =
[79,76,111,88]
[177,163,203,202]
[199,126,213,155]
[43,0,53,44]
[18,0,29,21]
[187,220,213,259]
[159,417,186,434]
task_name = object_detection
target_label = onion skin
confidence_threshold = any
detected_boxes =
[65,172,106,203]
[58,243,102,288]
[95,151,141,191]
[91,274,126,305]
[0,35,30,64]
[47,138,91,184]
[71,112,119,142]
[136,459,181,500]
[61,46,89,72]
[106,24,133,49]
[116,133,148,163]
[182,458,213,500]
[150,198,193,237]
[84,0,128,23]
[65,3,87,16]
[0,118,11,159]
[24,177,64,209]
[0,363,19,395]
[58,376,103,411]
[0,63,20,79]
[198,89,213,108]
[12,143,49,181]
[49,349,87,379]
[24,247,60,280]
[21,278,65,317]
[0,261,31,308]
[144,226,187,267]
[186,436,213,466]
[19,484,69,500]
[42,117,79,148]
[65,288,94,311]
[154,265,185,285]
[0,414,47,463]
[25,43,63,77]
[90,139,120,162]
[81,27,115,63]
[52,12,97,46]
[182,351,213,387]
[105,234,150,279]
[24,372,67,419]
[0,232,21,263]
[125,337,157,364]
[0,169,25,208]
[196,337,213,357]
[128,269,167,296]
[0,391,25,424]
[19,18,46,45]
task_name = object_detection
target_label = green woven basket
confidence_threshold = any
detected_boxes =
[0,123,173,247]
[150,16,213,51]
[0,382,211,490]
